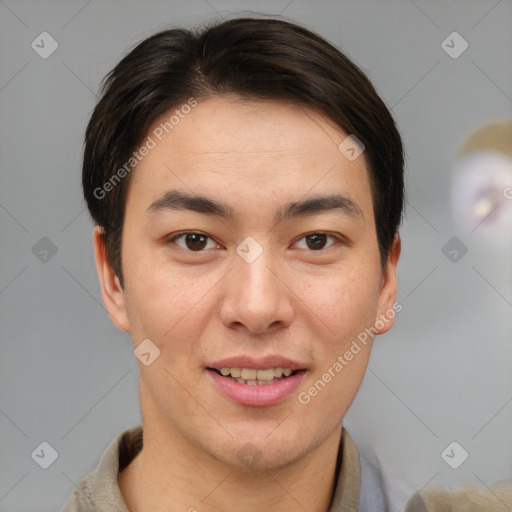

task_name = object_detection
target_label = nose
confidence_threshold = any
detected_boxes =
[218,243,295,335]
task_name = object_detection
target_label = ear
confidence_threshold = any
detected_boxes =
[375,232,401,335]
[92,226,130,332]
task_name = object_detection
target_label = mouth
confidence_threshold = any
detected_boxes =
[205,364,307,407]
[207,367,303,385]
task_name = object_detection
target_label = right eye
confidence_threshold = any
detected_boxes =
[166,231,221,252]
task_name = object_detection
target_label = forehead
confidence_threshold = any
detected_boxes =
[126,95,373,219]
[149,95,349,157]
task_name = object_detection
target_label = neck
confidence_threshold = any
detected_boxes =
[118,420,343,512]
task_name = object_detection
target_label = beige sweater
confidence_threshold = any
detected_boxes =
[60,425,390,511]
[405,479,512,512]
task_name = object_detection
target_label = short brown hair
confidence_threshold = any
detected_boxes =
[82,17,405,286]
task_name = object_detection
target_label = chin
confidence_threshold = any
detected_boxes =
[203,431,308,472]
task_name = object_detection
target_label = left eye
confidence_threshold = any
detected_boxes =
[168,232,339,252]
[294,232,339,250]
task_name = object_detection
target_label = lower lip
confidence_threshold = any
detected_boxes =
[206,369,306,407]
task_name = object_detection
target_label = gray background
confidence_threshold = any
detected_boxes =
[1,0,511,511]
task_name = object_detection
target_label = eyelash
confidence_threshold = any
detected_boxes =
[166,231,343,252]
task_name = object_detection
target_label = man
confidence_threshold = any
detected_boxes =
[62,16,403,512]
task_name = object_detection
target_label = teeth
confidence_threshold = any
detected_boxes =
[241,368,257,380]
[236,377,283,385]
[218,367,296,381]
[256,368,275,381]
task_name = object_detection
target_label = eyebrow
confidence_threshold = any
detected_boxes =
[146,189,364,223]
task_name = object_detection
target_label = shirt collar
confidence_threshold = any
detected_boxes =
[329,427,361,511]
[66,425,362,512]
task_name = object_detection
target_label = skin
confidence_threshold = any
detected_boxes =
[93,94,401,512]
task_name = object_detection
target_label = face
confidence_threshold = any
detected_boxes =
[94,95,400,471]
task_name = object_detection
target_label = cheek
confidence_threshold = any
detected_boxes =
[300,268,380,345]
[306,268,379,410]
[123,256,217,356]
[296,335,373,438]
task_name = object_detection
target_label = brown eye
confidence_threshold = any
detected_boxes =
[306,233,327,250]
[169,232,218,252]
[184,233,208,251]
[295,232,338,251]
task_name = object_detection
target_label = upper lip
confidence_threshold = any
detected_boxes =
[207,355,307,371]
